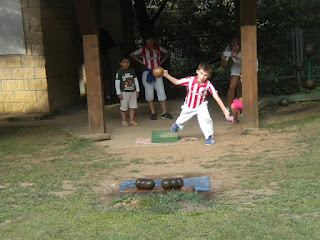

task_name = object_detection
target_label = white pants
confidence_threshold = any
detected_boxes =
[142,71,167,102]
[176,102,214,139]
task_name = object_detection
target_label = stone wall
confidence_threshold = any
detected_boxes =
[0,0,82,115]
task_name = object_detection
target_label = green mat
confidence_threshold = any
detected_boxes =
[152,130,179,143]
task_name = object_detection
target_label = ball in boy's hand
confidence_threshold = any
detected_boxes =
[226,116,235,122]
[152,66,164,78]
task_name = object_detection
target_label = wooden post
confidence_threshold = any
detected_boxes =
[74,0,106,134]
[241,0,259,128]
[83,35,106,134]
[120,0,135,52]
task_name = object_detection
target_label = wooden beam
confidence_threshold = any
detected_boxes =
[241,0,259,128]
[82,34,106,134]
[240,0,257,26]
[241,26,259,128]
[74,0,107,134]
[73,0,98,34]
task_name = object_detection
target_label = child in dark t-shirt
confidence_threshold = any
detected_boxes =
[115,56,140,126]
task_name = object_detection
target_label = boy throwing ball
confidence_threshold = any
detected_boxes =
[163,62,230,145]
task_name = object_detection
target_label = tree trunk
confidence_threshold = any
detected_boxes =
[133,0,169,40]
[133,0,153,39]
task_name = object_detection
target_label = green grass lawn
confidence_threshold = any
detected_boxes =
[1,102,320,240]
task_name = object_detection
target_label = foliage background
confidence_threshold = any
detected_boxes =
[130,0,320,96]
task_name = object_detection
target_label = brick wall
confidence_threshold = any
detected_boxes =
[0,0,82,114]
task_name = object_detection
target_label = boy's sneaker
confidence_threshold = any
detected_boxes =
[162,113,173,119]
[205,136,215,146]
[171,123,179,132]
[151,113,157,120]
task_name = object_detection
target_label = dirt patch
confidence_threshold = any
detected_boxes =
[89,101,319,202]
[89,124,302,202]
[3,99,319,203]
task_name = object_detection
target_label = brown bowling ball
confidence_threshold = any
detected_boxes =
[140,179,147,189]
[161,179,172,190]
[135,178,144,189]
[305,80,315,88]
[152,66,164,78]
[144,179,155,190]
[304,43,315,54]
[294,62,304,71]
[170,178,179,188]
[176,178,184,188]
[279,98,289,107]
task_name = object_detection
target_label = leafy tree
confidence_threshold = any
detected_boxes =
[133,0,170,39]
[129,0,320,93]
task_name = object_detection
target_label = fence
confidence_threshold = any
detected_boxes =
[165,26,320,85]
[260,27,320,81]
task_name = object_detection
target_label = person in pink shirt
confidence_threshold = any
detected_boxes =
[130,36,172,120]
[228,98,242,122]
[227,74,244,123]
[163,62,230,146]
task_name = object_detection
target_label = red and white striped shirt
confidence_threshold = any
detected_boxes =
[132,45,168,70]
[178,76,218,109]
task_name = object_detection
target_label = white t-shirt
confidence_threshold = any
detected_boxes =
[224,45,242,76]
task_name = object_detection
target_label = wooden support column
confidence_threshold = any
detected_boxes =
[241,0,259,128]
[83,34,106,134]
[74,0,106,134]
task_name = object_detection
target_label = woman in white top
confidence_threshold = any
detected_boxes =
[220,37,242,110]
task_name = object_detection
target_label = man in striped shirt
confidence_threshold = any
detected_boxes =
[130,37,172,120]
[163,62,230,145]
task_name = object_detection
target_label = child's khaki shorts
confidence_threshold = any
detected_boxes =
[120,91,138,111]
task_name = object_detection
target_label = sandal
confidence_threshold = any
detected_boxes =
[130,121,139,126]
[122,121,129,127]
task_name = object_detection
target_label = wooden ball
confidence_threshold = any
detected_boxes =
[135,178,143,189]
[152,67,164,78]
[170,178,179,188]
[161,179,172,190]
[279,98,289,106]
[294,62,304,71]
[304,43,315,54]
[305,80,315,88]
[176,178,184,188]
[144,179,155,190]
[139,179,147,189]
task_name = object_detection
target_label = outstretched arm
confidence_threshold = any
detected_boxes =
[163,70,180,85]
[212,93,230,119]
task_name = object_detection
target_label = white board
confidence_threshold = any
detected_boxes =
[0,0,26,55]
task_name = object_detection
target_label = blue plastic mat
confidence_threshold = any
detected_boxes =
[119,176,210,193]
